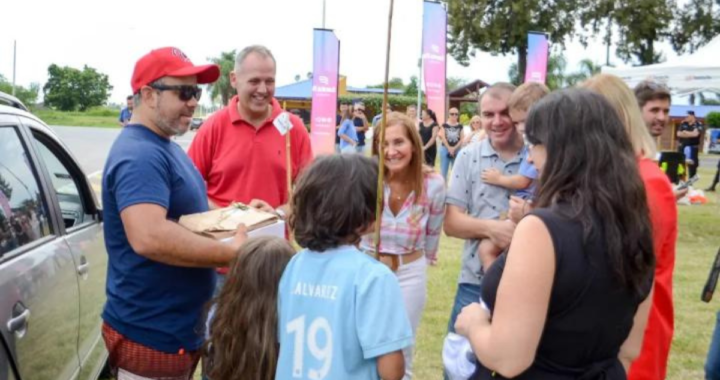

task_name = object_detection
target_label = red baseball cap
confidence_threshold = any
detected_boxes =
[131,47,220,93]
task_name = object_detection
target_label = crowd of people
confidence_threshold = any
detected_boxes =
[100,44,713,380]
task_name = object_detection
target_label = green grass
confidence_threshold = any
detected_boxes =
[32,108,120,128]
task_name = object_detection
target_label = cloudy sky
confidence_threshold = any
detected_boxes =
[1,0,684,106]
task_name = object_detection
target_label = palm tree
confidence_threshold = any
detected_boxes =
[206,50,236,106]
[565,59,604,86]
[507,52,568,90]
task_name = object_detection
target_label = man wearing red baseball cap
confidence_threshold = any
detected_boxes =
[100,47,247,379]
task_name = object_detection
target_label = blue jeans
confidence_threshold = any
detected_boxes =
[447,283,482,334]
[439,144,457,182]
[706,311,720,379]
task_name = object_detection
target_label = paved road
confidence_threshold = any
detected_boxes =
[50,126,198,198]
[50,126,198,175]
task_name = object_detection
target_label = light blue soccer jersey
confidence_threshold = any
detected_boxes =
[276,245,413,380]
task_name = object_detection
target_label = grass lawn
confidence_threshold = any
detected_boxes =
[32,108,120,128]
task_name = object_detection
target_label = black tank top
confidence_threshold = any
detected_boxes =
[419,122,437,145]
[474,204,652,380]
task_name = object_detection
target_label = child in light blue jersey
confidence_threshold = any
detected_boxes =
[277,154,413,380]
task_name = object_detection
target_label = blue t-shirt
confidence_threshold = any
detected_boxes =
[276,245,413,380]
[516,154,538,200]
[101,124,214,353]
[338,119,359,150]
[354,117,367,146]
[119,107,132,124]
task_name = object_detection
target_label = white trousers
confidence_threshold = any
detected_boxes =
[396,256,428,380]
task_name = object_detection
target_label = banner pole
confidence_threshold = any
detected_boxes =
[373,0,396,259]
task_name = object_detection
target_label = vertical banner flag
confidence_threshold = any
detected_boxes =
[525,32,549,84]
[422,1,447,125]
[310,28,340,156]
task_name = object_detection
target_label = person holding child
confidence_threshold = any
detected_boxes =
[276,154,413,380]
[477,82,549,271]
[363,112,446,379]
[443,83,524,344]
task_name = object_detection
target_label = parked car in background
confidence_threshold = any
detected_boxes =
[0,92,108,380]
[190,117,204,131]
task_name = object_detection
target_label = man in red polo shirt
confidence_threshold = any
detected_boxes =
[188,45,312,218]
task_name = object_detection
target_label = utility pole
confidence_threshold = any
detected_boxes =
[322,0,326,28]
[12,40,17,96]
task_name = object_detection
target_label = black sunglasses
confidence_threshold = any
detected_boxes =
[449,112,459,116]
[150,84,202,101]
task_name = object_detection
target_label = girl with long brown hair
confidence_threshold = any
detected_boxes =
[203,236,295,380]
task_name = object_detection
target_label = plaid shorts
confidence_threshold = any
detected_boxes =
[102,323,201,380]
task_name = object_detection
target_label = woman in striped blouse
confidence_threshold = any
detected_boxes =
[364,112,446,380]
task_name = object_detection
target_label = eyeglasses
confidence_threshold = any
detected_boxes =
[449,113,459,116]
[150,84,202,101]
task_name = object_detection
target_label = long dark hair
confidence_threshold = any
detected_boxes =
[525,88,655,297]
[290,154,378,252]
[424,109,438,124]
[204,236,295,380]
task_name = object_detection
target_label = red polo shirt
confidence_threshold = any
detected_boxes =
[188,96,313,210]
[628,158,677,380]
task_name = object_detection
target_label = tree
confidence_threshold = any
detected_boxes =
[580,0,676,65]
[447,77,467,92]
[706,111,720,128]
[207,50,236,106]
[43,64,112,111]
[0,74,39,106]
[404,76,420,97]
[507,52,568,90]
[0,174,11,200]
[670,0,720,55]
[565,59,603,86]
[368,77,406,90]
[445,0,580,85]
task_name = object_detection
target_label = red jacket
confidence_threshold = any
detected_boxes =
[629,159,677,380]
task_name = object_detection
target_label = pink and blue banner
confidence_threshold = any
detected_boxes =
[422,1,447,124]
[525,32,549,84]
[310,28,340,156]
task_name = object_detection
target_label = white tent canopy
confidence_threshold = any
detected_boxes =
[603,36,720,95]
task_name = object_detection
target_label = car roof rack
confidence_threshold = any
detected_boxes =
[0,91,29,112]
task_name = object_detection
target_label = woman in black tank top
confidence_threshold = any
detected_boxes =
[454,89,655,380]
[419,109,439,166]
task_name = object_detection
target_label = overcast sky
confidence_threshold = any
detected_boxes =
[1,0,685,106]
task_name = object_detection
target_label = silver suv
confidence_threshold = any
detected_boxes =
[0,92,107,380]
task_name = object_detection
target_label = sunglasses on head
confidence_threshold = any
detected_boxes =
[150,84,202,101]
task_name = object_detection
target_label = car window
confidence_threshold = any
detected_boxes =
[32,134,93,230]
[0,126,53,256]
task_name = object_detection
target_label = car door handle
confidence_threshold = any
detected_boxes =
[77,262,90,276]
[7,309,30,333]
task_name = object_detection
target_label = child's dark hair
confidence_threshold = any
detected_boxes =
[204,236,295,380]
[289,154,378,252]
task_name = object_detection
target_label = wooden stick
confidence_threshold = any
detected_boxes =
[373,0,396,259]
[283,101,292,202]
